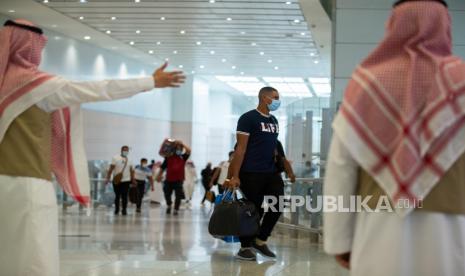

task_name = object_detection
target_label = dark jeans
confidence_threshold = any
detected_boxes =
[163,181,183,210]
[136,180,146,209]
[113,181,130,213]
[238,172,284,248]
[201,182,210,204]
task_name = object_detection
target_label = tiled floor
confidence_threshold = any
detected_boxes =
[58,200,348,276]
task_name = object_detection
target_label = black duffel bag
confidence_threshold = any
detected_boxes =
[208,189,260,237]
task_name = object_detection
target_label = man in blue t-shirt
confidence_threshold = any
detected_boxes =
[225,86,284,261]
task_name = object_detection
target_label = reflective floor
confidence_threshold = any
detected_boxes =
[59,198,348,276]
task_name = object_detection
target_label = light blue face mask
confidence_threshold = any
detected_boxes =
[267,97,281,112]
[176,150,183,156]
[121,151,129,157]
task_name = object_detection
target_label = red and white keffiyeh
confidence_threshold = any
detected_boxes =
[0,19,90,206]
[333,1,465,216]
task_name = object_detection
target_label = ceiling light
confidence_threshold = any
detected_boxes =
[156,41,161,45]
[314,60,319,64]
[259,52,265,56]
[200,65,205,69]
[111,16,117,20]
[8,10,15,13]
[54,36,61,40]
[274,66,279,70]
[43,0,49,3]
[226,17,232,21]
[310,53,316,57]
[180,30,186,34]
[51,24,57,28]
[129,41,135,45]
[192,71,196,74]
[79,16,84,20]
[196,41,202,45]
[160,17,166,20]
[240,72,244,75]
[136,30,141,34]
[232,66,236,70]
[165,58,169,61]
[106,30,111,34]
[148,50,154,54]
[294,19,300,23]
[240,31,246,35]
[84,36,91,40]
[179,65,184,68]
[221,58,227,63]
[210,50,215,55]
[209,0,215,3]
[251,42,257,46]
[80,0,87,3]
[173,50,178,54]
[135,0,140,2]
[286,1,292,4]
[300,32,306,36]
[268,59,272,63]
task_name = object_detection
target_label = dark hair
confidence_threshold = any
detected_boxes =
[393,0,447,8]
[258,87,278,98]
[4,20,43,35]
[141,158,148,163]
[121,145,129,150]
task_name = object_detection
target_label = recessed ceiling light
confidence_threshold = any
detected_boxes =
[8,10,15,13]
[111,16,117,20]
[135,0,140,2]
[209,0,215,3]
[43,0,49,3]
[156,41,161,45]
[54,36,61,40]
[314,60,319,64]
[259,52,265,56]
[106,30,111,34]
[196,41,202,45]
[226,17,232,21]
[294,19,300,23]
[300,32,306,36]
[200,65,205,69]
[192,70,196,74]
[232,66,236,69]
[165,58,169,61]
[210,50,215,55]
[251,42,257,46]
[240,31,246,35]
[179,65,184,68]
[173,50,178,54]
[310,53,316,57]
[129,41,135,45]
[285,1,292,4]
[160,17,166,20]
[51,24,57,28]
[84,36,91,40]
[136,30,141,34]
[240,72,244,75]
[148,50,154,54]
[221,58,227,63]
[79,16,84,20]
[80,0,87,3]
[268,59,273,63]
[274,66,279,70]
[180,30,186,34]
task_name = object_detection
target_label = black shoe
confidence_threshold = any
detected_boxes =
[136,208,141,213]
[114,210,119,215]
[173,210,179,216]
[166,208,171,214]
[236,248,256,261]
[122,210,127,216]
[252,241,276,258]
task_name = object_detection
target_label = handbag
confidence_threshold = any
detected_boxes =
[113,157,127,185]
[129,186,138,204]
[206,190,216,203]
[101,184,115,207]
[208,189,260,237]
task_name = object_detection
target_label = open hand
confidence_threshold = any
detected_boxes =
[153,62,185,88]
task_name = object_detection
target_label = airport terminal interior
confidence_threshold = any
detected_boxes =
[2,0,465,275]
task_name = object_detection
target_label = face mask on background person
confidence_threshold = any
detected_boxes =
[121,151,129,157]
[176,149,183,156]
[267,96,281,112]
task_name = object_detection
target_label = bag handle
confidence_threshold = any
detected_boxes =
[221,188,247,202]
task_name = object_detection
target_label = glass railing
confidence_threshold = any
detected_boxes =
[278,177,324,233]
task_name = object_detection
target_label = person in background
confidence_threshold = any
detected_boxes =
[200,162,213,205]
[149,161,164,205]
[224,86,284,261]
[156,141,191,215]
[275,140,296,183]
[0,19,184,275]
[209,151,235,195]
[106,146,134,216]
[148,159,156,170]
[134,158,154,213]
[183,161,198,208]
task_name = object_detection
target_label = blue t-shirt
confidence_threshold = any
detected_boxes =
[237,109,279,173]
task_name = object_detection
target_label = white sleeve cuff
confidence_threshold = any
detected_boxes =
[236,131,250,136]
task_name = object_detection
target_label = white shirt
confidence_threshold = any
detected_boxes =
[134,165,152,181]
[36,76,154,112]
[111,155,133,182]
[217,160,230,185]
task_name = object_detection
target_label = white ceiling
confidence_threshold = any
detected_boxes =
[34,0,330,77]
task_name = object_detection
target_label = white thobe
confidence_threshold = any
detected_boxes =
[184,167,197,200]
[323,135,465,276]
[0,77,154,276]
